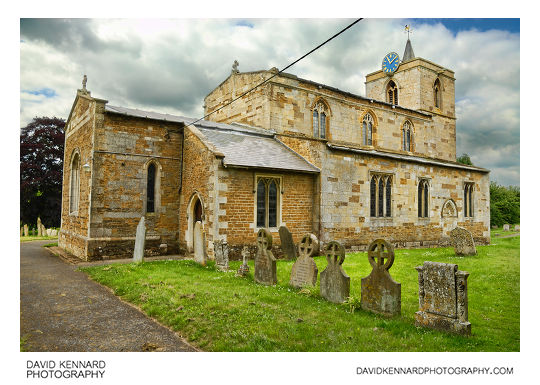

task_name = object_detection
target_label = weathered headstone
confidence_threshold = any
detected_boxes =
[449,226,477,256]
[23,225,28,237]
[20,227,23,237]
[361,239,401,316]
[213,239,229,271]
[133,217,146,263]
[415,261,471,335]
[41,224,47,236]
[279,226,297,260]
[320,241,350,303]
[159,243,168,254]
[193,221,206,265]
[37,218,42,236]
[503,224,510,231]
[51,229,58,237]
[514,225,520,232]
[254,229,277,285]
[46,228,52,237]
[289,234,319,288]
[236,246,250,277]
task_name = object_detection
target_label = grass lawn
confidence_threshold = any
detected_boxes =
[80,235,519,352]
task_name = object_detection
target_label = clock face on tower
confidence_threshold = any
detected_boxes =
[382,52,400,74]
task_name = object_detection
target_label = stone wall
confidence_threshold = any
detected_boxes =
[85,113,183,259]
[204,69,455,163]
[178,126,219,254]
[59,91,97,258]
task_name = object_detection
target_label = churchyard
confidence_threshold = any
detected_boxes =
[80,233,519,352]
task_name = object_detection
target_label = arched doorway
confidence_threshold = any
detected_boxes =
[186,193,204,252]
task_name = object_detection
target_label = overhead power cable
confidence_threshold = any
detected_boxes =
[184,18,363,129]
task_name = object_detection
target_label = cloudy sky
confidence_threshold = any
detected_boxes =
[19,17,520,186]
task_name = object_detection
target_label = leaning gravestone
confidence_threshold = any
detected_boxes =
[503,224,510,231]
[320,241,350,303]
[133,217,146,263]
[24,225,28,237]
[289,233,319,288]
[254,228,277,285]
[449,226,477,256]
[236,246,251,277]
[213,239,229,271]
[279,226,297,260]
[193,221,206,265]
[415,261,471,335]
[361,239,401,316]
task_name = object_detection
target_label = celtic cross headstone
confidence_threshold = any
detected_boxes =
[320,241,350,303]
[254,229,277,285]
[289,233,319,288]
[360,239,401,316]
[236,246,251,277]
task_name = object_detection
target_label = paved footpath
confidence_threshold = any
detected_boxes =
[20,240,198,352]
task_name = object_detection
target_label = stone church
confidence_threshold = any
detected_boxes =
[59,37,490,261]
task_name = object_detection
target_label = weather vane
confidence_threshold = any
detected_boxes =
[404,24,412,39]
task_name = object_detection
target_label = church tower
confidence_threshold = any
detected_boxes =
[365,34,457,160]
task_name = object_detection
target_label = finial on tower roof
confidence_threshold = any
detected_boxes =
[403,25,415,62]
[82,74,87,90]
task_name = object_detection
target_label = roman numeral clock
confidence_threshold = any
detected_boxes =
[382,52,400,75]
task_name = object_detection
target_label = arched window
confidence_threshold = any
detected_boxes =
[69,152,80,213]
[370,174,392,217]
[363,113,374,146]
[312,101,328,139]
[464,182,474,217]
[434,78,442,109]
[387,80,398,105]
[402,120,413,151]
[418,179,429,218]
[146,163,156,213]
[256,176,280,228]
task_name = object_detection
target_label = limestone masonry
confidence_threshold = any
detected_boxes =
[59,38,489,261]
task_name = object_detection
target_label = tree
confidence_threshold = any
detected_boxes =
[457,153,473,165]
[20,117,65,228]
[489,182,520,227]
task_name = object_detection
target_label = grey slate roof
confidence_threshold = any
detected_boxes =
[105,104,319,174]
[198,127,320,173]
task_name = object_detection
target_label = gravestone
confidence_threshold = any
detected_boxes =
[415,261,471,335]
[449,227,477,256]
[41,224,47,236]
[213,239,229,271]
[514,225,520,232]
[361,239,401,316]
[23,225,28,237]
[46,228,52,237]
[193,221,206,265]
[254,229,277,285]
[20,227,23,237]
[289,233,319,288]
[37,218,42,236]
[236,246,250,277]
[320,241,350,303]
[51,229,58,237]
[133,217,146,263]
[503,224,510,231]
[279,226,297,260]
[159,243,168,254]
